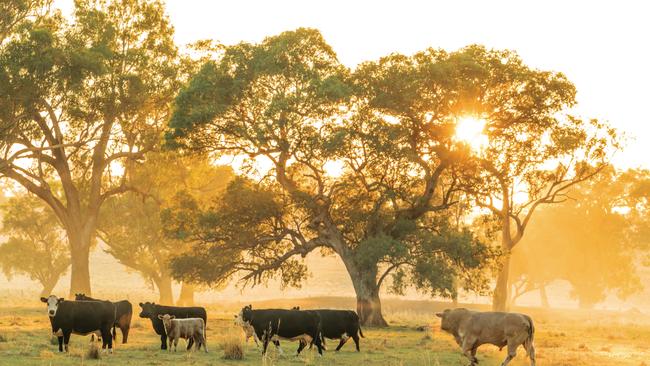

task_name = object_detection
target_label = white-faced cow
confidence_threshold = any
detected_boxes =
[41,295,116,353]
[157,314,208,352]
[238,305,324,356]
[75,293,132,343]
[436,308,536,366]
[138,302,207,350]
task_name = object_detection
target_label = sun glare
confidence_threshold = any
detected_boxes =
[455,117,488,151]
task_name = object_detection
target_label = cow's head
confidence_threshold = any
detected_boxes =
[235,304,253,326]
[157,314,175,332]
[436,308,469,335]
[74,293,86,301]
[292,306,300,310]
[139,302,156,318]
[40,295,64,317]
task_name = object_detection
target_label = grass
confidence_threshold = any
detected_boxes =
[0,302,649,365]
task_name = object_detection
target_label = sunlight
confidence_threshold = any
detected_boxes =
[324,160,345,178]
[454,117,489,152]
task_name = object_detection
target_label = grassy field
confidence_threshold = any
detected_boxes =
[0,299,648,365]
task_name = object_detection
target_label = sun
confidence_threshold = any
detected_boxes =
[454,117,488,151]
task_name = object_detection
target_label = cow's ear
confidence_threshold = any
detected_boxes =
[170,315,176,319]
[139,302,144,307]
[40,297,48,303]
[435,312,443,318]
[58,298,64,303]
[157,315,163,319]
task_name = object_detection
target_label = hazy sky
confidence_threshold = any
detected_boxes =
[56,0,650,168]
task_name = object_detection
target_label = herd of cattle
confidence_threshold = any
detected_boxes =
[38,294,536,365]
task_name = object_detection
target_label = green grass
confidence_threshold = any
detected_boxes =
[0,304,648,365]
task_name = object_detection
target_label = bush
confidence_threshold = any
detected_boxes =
[222,337,244,360]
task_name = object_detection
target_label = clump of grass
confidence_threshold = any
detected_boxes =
[39,350,54,359]
[223,336,244,360]
[86,342,101,360]
[50,336,58,345]
[0,332,8,342]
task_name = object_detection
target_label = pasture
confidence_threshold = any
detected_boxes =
[0,298,648,366]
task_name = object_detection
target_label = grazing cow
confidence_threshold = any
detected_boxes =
[436,308,536,366]
[157,314,208,352]
[41,295,115,353]
[292,307,364,351]
[75,293,133,343]
[238,305,324,356]
[138,302,207,350]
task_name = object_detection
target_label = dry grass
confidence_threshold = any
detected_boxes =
[86,341,101,359]
[222,335,244,360]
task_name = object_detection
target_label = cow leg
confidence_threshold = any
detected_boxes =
[296,340,306,355]
[313,333,324,356]
[461,338,479,366]
[63,331,71,353]
[262,334,270,356]
[160,334,167,350]
[524,338,536,366]
[501,343,518,366]
[101,327,113,353]
[187,336,194,350]
[121,325,130,344]
[173,338,179,352]
[352,333,361,352]
[335,337,349,351]
[200,334,208,353]
[57,336,64,352]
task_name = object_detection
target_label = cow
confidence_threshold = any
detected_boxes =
[41,295,115,353]
[237,305,324,356]
[157,314,208,352]
[436,308,536,366]
[138,302,207,350]
[292,307,364,352]
[75,293,133,344]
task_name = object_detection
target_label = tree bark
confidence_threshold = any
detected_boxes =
[176,282,195,306]
[154,275,174,305]
[343,260,388,327]
[492,252,511,311]
[540,284,550,308]
[68,230,92,297]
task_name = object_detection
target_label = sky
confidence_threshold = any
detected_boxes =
[56,0,650,168]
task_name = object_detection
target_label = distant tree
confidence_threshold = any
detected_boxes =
[97,152,232,304]
[455,47,619,311]
[165,30,497,326]
[509,167,644,308]
[0,0,180,295]
[0,193,70,296]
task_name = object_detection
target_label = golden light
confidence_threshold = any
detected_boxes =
[454,117,489,151]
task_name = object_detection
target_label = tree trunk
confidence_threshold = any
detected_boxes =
[68,231,92,297]
[176,282,195,306]
[344,261,388,327]
[540,284,550,308]
[154,275,174,305]
[492,252,511,311]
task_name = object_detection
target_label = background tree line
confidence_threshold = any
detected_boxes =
[1,0,647,325]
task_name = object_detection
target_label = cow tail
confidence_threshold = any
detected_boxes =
[523,315,535,354]
[112,306,117,341]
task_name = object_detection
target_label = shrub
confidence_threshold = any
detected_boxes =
[223,336,244,360]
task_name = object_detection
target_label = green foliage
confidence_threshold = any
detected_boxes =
[0,192,69,295]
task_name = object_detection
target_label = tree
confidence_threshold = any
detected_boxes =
[97,153,233,304]
[0,192,70,296]
[455,47,618,311]
[0,0,180,295]
[166,30,495,326]
[509,167,643,308]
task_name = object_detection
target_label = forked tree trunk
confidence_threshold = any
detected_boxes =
[344,260,388,327]
[40,276,59,298]
[492,252,511,312]
[176,282,195,306]
[154,275,174,305]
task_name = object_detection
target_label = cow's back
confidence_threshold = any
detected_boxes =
[250,309,320,338]
[150,305,206,335]
[54,301,115,333]
[465,311,531,347]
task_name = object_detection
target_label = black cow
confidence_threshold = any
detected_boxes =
[139,302,207,350]
[238,305,324,356]
[294,307,364,351]
[75,293,133,344]
[41,295,115,353]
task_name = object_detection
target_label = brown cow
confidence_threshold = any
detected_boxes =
[157,314,208,353]
[436,308,536,366]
